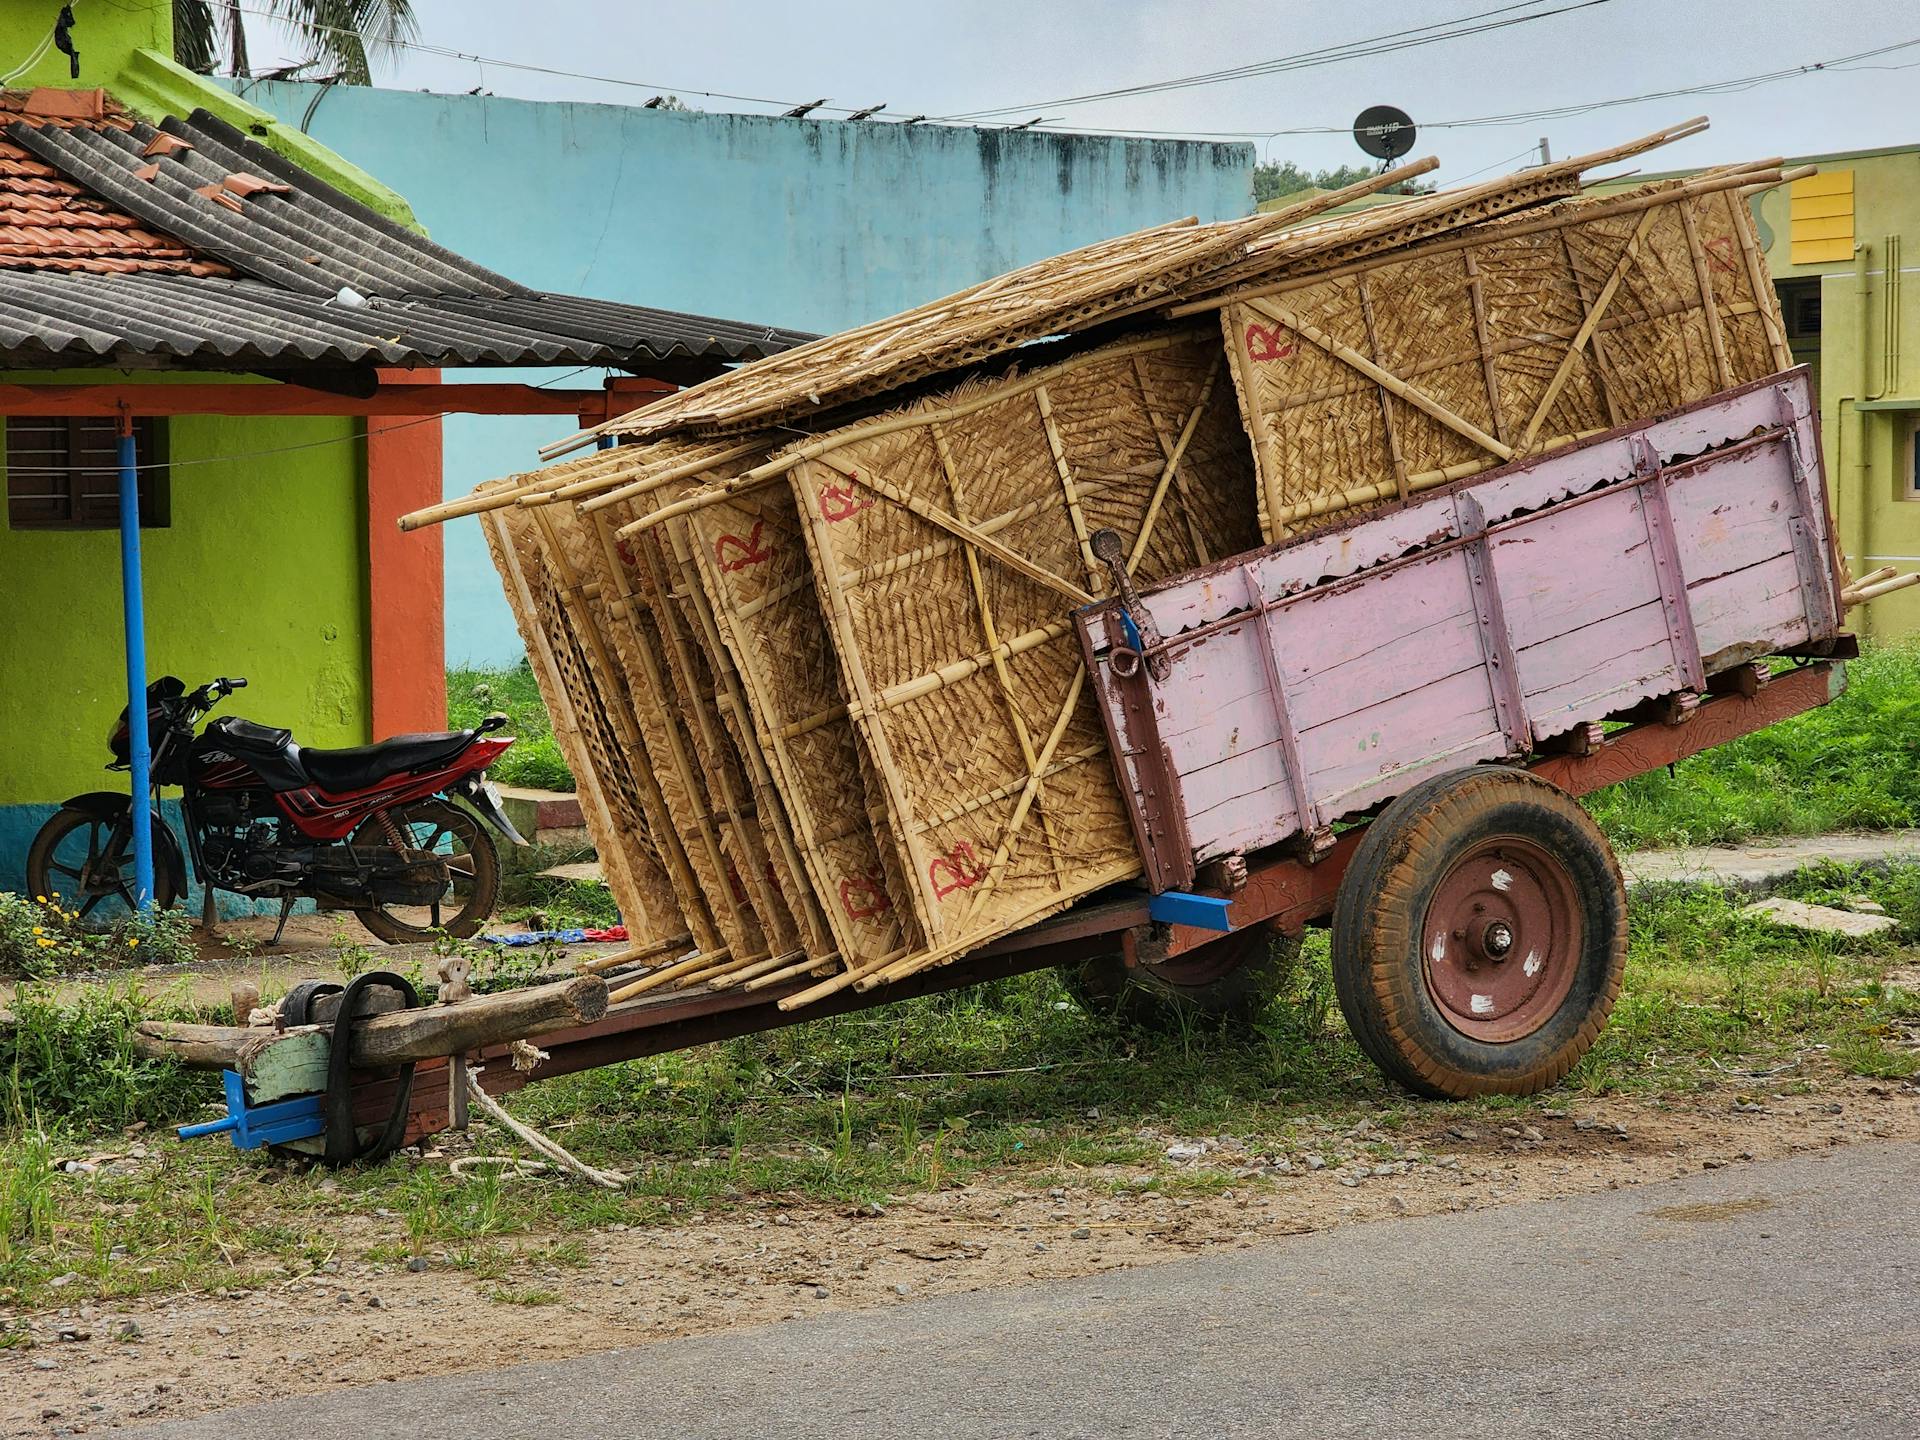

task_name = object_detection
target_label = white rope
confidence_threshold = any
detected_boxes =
[463,1067,630,1189]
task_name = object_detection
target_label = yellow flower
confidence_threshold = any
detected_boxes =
[34,895,46,904]
[31,926,43,935]
[127,937,139,948]
[36,938,53,948]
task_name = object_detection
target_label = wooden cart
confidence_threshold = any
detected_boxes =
[149,369,1854,1145]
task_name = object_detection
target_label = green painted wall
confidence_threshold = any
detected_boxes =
[1596,145,1920,636]
[2,0,169,89]
[1747,148,1920,639]
[0,396,370,807]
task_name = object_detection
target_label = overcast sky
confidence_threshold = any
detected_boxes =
[230,0,1920,184]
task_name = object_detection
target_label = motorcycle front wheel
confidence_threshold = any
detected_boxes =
[26,806,180,923]
[352,798,500,944]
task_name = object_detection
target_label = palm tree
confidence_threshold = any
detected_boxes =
[173,1,417,85]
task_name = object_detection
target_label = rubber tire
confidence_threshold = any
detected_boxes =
[1061,921,1302,1030]
[1330,767,1626,1099]
[353,798,500,944]
[26,806,180,918]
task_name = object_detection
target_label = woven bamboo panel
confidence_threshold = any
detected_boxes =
[682,476,923,973]
[528,496,769,966]
[784,325,1260,986]
[1225,184,1787,542]
[565,124,1718,450]
[475,486,688,952]
[583,481,820,966]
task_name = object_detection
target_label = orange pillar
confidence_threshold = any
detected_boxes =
[366,368,445,737]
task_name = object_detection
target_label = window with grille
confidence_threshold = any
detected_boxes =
[5,416,168,530]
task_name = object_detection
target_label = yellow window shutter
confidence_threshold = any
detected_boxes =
[1790,170,1854,265]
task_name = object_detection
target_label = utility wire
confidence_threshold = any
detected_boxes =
[1013,36,1920,142]
[940,0,1613,121]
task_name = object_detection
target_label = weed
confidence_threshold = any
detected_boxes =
[1587,642,1920,850]
[486,1285,562,1306]
[448,663,573,792]
[1,983,210,1132]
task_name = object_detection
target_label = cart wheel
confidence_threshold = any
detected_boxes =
[1331,767,1625,1098]
[1061,921,1301,1030]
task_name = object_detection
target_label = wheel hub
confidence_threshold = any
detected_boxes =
[1422,837,1581,1043]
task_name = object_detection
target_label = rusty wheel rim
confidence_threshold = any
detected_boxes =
[1421,836,1581,1043]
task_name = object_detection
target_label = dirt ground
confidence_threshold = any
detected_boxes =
[6,1070,1916,1435]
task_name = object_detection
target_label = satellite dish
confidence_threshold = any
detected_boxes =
[1352,105,1416,163]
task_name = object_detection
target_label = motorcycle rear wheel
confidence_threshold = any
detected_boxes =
[353,798,500,944]
[26,806,180,923]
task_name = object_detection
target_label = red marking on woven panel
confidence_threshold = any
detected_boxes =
[928,841,987,899]
[726,862,749,906]
[1244,322,1295,363]
[714,520,771,571]
[1704,233,1739,275]
[838,871,892,920]
[819,479,873,523]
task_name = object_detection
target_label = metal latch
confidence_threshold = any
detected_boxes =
[1090,528,1171,680]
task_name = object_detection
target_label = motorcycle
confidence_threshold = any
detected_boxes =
[26,675,527,944]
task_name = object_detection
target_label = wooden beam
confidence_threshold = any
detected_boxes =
[0,381,577,418]
[0,380,664,420]
[132,974,610,1070]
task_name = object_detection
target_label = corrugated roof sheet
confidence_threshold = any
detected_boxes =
[0,95,812,376]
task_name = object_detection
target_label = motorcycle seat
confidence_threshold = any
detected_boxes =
[300,731,476,794]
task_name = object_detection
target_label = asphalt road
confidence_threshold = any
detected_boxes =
[135,1141,1920,1440]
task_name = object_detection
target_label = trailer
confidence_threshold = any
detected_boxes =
[146,368,1855,1154]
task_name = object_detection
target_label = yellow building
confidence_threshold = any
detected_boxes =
[1747,146,1920,635]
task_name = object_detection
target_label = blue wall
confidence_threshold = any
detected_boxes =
[237,84,1254,665]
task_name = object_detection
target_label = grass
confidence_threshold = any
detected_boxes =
[1586,643,1920,851]
[0,859,1914,1314]
[448,662,573,792]
[448,641,1920,849]
[0,647,1916,1315]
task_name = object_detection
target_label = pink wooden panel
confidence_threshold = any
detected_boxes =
[1079,370,1838,870]
[1490,487,1661,648]
[1690,550,1815,659]
[1666,441,1798,584]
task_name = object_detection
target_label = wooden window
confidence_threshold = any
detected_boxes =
[5,416,168,530]
[1905,416,1920,501]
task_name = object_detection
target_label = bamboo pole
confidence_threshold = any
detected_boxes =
[1132,352,1212,564]
[813,453,1095,606]
[574,933,693,973]
[1517,204,1662,453]
[576,439,774,512]
[1728,187,1795,374]
[1461,246,1510,448]
[1353,274,1409,501]
[606,947,733,1002]
[1035,384,1102,588]
[1679,200,1735,390]
[1245,296,1514,461]
[1843,572,1920,606]
[795,460,949,942]
[1166,160,1781,319]
[1558,225,1625,428]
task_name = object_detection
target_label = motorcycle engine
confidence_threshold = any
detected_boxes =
[198,791,300,893]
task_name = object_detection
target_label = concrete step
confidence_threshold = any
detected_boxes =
[538,861,606,887]
[496,786,589,848]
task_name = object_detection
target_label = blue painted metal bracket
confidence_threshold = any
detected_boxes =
[176,1070,325,1150]
[1146,890,1233,932]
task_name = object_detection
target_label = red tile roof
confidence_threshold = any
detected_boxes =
[0,88,227,277]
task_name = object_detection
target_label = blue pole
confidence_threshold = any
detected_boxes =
[117,416,154,914]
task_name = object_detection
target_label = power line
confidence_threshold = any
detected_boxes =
[940,0,1615,121]
[1012,36,1920,143]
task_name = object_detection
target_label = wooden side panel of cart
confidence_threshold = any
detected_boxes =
[1080,371,1841,886]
